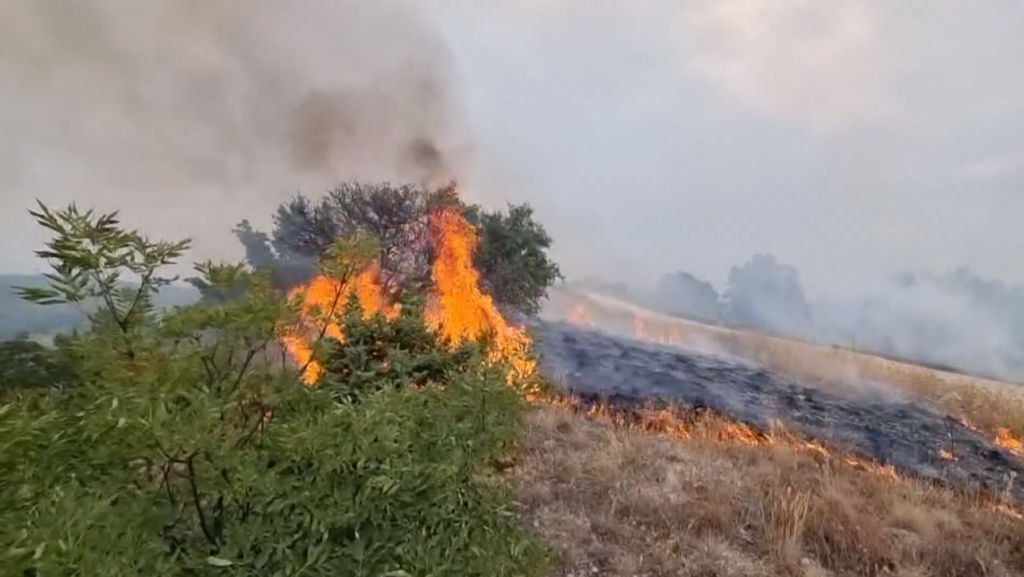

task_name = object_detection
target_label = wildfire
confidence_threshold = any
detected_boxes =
[278,192,1023,511]
[960,416,1024,462]
[546,394,901,481]
[282,203,535,390]
[423,209,536,388]
[630,313,684,346]
[284,266,398,383]
[632,315,646,339]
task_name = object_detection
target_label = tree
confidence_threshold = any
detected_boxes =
[650,271,722,324]
[216,180,561,316]
[465,202,562,317]
[722,254,814,338]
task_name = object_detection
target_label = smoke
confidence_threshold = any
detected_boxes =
[3,1,1023,382]
[436,0,1024,294]
[434,0,1024,383]
[0,0,467,267]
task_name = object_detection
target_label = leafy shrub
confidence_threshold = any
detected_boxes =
[1,202,550,576]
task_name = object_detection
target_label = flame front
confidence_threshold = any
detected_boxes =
[568,304,593,326]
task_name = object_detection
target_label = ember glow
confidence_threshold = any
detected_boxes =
[995,427,1024,459]
[546,393,901,482]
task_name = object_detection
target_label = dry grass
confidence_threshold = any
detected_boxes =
[511,405,1024,577]
[526,288,1024,574]
[546,287,1024,445]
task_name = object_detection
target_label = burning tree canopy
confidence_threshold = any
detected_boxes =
[213,181,561,317]
[281,190,540,391]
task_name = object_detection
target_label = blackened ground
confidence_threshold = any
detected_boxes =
[533,320,1024,503]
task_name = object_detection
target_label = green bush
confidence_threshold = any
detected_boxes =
[1,202,550,576]
[0,333,82,391]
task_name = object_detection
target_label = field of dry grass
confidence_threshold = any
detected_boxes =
[511,404,1024,577]
[546,287,1024,452]
[516,288,1024,576]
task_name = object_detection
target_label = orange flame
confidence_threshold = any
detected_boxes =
[629,313,683,346]
[277,194,1022,513]
[282,203,535,389]
[959,416,1024,462]
[995,427,1024,459]
[424,210,536,387]
[544,393,900,481]
[632,315,646,339]
[285,266,399,384]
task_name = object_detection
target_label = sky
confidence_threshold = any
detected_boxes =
[1,0,1022,301]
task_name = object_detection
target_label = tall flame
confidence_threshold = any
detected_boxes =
[281,203,535,389]
[424,210,537,385]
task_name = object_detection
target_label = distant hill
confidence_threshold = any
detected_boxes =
[0,274,200,339]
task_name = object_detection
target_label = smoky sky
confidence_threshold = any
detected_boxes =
[0,0,467,267]
[2,0,1023,303]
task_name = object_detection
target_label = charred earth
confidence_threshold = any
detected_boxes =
[533,319,1024,504]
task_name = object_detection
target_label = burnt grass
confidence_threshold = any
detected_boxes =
[533,320,1024,504]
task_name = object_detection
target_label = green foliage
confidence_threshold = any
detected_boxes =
[14,201,191,358]
[318,294,479,403]
[465,202,562,317]
[1,202,551,576]
[0,333,81,391]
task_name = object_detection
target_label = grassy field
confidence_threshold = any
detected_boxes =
[545,287,1024,448]
[513,288,1024,576]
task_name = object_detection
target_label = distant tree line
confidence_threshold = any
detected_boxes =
[631,256,1024,383]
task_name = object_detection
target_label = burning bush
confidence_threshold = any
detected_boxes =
[1,202,552,575]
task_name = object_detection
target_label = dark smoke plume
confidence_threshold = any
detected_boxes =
[0,0,468,262]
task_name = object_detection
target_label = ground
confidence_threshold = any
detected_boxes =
[514,290,1024,576]
[511,404,1024,577]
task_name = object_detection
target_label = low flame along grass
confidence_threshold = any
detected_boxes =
[619,302,1024,466]
[542,393,900,483]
